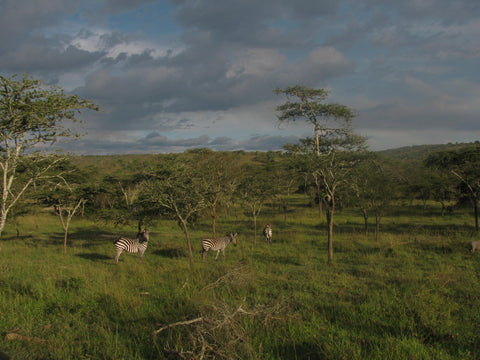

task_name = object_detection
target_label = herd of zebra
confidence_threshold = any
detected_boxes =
[112,224,273,264]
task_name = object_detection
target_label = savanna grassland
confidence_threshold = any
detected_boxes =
[1,194,480,360]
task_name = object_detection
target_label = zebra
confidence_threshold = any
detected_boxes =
[201,233,237,261]
[263,224,272,244]
[113,229,149,264]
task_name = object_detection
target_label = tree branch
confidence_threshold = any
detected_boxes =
[152,317,204,337]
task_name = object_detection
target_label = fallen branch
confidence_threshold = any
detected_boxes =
[153,317,204,337]
[153,298,287,359]
[5,333,46,343]
[201,265,251,291]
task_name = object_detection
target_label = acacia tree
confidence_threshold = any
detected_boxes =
[237,165,273,244]
[142,156,208,266]
[277,85,365,264]
[98,173,151,230]
[275,86,356,156]
[350,156,396,240]
[426,146,480,231]
[0,74,98,237]
[51,182,85,253]
[187,149,239,239]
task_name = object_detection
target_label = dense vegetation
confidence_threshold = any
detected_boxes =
[1,144,480,359]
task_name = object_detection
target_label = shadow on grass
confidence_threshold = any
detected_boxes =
[263,254,303,266]
[152,247,187,258]
[0,234,36,242]
[76,253,112,261]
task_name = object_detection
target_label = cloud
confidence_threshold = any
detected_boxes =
[1,0,479,154]
[0,0,78,49]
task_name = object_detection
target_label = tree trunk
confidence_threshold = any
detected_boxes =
[180,218,194,266]
[315,181,323,218]
[0,212,6,238]
[253,212,257,245]
[362,208,368,236]
[375,216,380,241]
[327,208,334,264]
[326,197,335,265]
[474,197,479,232]
[63,229,68,255]
[211,201,217,239]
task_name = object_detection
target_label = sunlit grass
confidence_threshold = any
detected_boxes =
[1,200,480,359]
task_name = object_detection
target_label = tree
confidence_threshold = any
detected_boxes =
[277,85,365,264]
[237,165,274,244]
[274,86,356,156]
[350,155,396,240]
[0,74,98,237]
[187,149,239,239]
[426,146,480,231]
[142,156,208,266]
[98,173,152,230]
[256,151,297,223]
[37,160,88,254]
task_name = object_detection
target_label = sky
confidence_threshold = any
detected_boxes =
[0,0,479,154]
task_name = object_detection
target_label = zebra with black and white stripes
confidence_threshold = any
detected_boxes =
[263,224,272,244]
[113,229,149,264]
[201,233,237,261]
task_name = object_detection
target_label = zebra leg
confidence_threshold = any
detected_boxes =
[114,248,123,264]
[202,249,207,261]
[215,250,221,260]
[139,249,145,262]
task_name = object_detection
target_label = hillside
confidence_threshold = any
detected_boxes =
[378,141,480,162]
[67,142,480,170]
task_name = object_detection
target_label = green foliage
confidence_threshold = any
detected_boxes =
[426,145,480,230]
[0,73,99,236]
[275,85,365,156]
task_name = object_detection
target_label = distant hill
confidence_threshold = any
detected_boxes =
[378,142,480,162]
[68,142,480,170]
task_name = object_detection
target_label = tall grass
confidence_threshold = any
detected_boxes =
[1,200,480,359]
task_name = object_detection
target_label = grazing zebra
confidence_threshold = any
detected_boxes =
[201,233,237,261]
[263,224,272,244]
[470,241,480,253]
[113,229,149,264]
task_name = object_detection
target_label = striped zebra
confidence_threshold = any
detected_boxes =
[201,233,237,261]
[263,224,272,244]
[113,229,149,264]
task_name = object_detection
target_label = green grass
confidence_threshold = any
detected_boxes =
[1,201,480,359]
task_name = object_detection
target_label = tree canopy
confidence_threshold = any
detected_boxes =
[0,74,99,236]
[274,85,358,156]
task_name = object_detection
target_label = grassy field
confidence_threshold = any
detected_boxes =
[1,200,480,359]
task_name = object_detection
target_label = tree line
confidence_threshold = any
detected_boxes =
[1,74,479,265]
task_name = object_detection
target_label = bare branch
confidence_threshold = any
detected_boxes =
[153,317,204,337]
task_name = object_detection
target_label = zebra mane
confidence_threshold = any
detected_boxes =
[138,229,149,243]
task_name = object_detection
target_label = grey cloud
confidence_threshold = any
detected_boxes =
[0,0,78,49]
[142,133,210,147]
[55,131,299,154]
[239,134,300,151]
[0,41,104,73]
[2,0,478,154]
[172,0,341,48]
[101,0,156,13]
